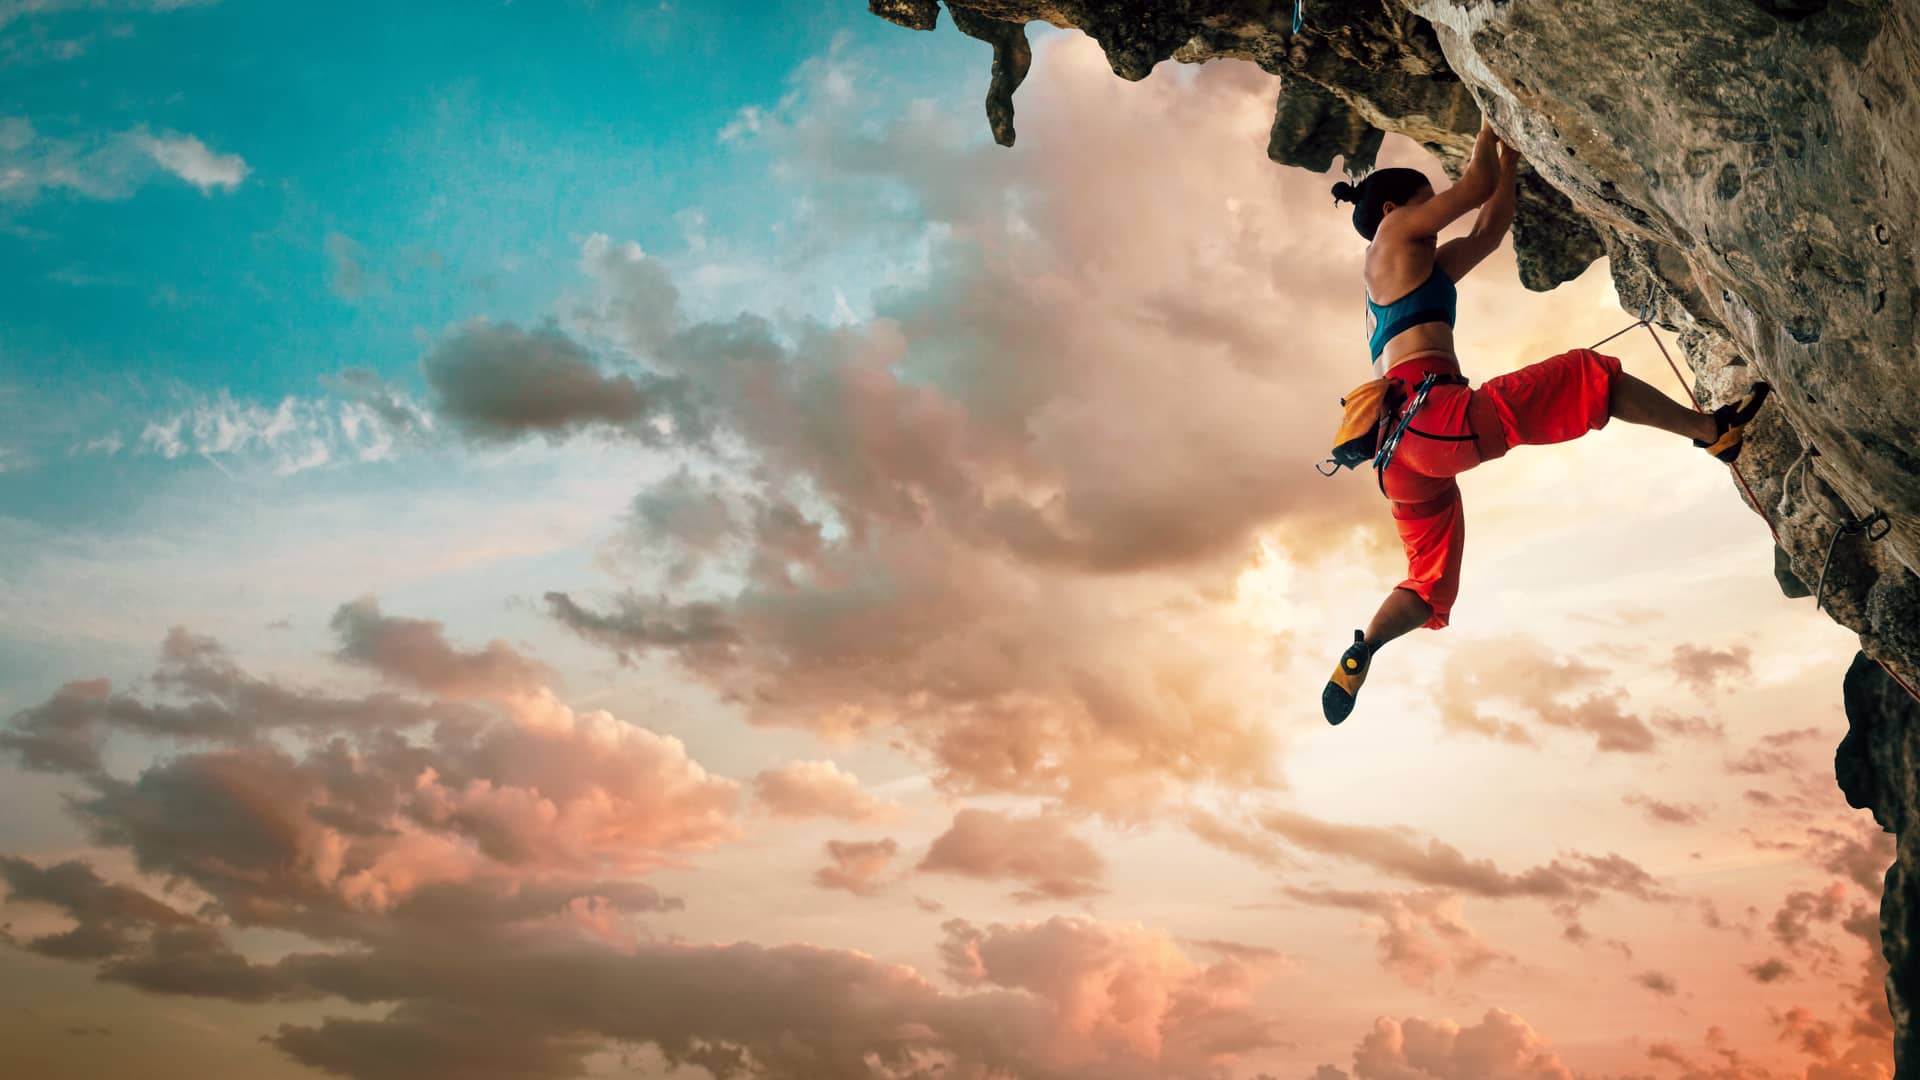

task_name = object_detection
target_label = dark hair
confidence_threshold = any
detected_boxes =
[1330,167,1431,240]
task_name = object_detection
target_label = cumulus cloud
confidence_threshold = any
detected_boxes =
[917,808,1107,902]
[1330,1008,1578,1080]
[2,603,1298,1079]
[3,613,739,922]
[1439,637,1657,753]
[752,760,897,822]
[812,838,898,896]
[509,37,1437,812]
[1282,887,1505,987]
[937,915,1282,1066]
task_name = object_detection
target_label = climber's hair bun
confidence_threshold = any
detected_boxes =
[1334,167,1431,240]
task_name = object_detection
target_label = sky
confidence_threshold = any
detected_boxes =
[0,3,1896,1079]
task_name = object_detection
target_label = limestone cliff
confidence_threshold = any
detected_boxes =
[1841,651,1920,1068]
[871,0,1920,1068]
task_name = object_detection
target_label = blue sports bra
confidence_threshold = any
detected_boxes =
[1365,266,1457,361]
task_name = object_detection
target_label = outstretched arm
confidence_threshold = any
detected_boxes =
[1434,138,1521,282]
[1376,119,1501,242]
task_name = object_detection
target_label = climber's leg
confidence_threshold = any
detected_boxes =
[1478,348,1622,448]
[1608,371,1716,442]
[1365,586,1434,651]
[1323,486,1461,725]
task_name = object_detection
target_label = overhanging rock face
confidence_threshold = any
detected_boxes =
[1840,651,1920,1068]
[872,0,1920,1066]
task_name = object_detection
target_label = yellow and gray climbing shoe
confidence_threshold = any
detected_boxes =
[1696,382,1771,463]
[1322,629,1372,726]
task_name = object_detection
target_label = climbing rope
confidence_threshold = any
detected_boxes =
[1293,0,1304,34]
[1589,314,1920,707]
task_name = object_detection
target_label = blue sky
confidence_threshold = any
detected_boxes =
[0,0,984,433]
[0,0,1000,701]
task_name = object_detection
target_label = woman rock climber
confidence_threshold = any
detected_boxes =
[1321,118,1770,725]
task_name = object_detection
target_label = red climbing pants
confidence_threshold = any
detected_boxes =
[1380,348,1623,629]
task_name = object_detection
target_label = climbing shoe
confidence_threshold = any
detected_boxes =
[1322,629,1371,726]
[1695,382,1771,463]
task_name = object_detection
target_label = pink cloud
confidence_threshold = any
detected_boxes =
[938,915,1283,1068]
[330,596,553,700]
[812,838,899,896]
[918,808,1106,901]
[752,759,897,822]
[1336,1008,1576,1080]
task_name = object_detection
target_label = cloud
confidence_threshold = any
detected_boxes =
[1771,1003,1894,1080]
[0,1,217,32]
[1254,808,1666,906]
[1747,957,1793,983]
[1804,824,1895,892]
[0,628,473,777]
[421,319,702,445]
[131,385,425,473]
[330,596,553,700]
[326,232,382,301]
[752,760,896,822]
[1334,1008,1578,1080]
[18,614,1183,1080]
[1636,970,1679,996]
[936,915,1283,1066]
[1669,643,1753,694]
[1769,883,1848,959]
[1438,637,1656,753]
[1724,727,1825,776]
[1623,792,1707,826]
[917,808,1107,902]
[1654,712,1727,741]
[136,132,249,193]
[520,37,1442,812]
[812,838,898,897]
[1282,887,1505,987]
[3,615,741,924]
[10,849,1283,1080]
[0,118,250,203]
[0,855,196,959]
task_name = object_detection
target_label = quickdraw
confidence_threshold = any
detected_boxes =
[1372,372,1443,479]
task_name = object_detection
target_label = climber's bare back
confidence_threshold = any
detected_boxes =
[1364,222,1454,371]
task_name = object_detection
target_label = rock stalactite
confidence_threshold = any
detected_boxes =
[872,0,1920,1067]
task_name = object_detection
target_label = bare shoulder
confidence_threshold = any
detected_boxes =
[1365,232,1436,303]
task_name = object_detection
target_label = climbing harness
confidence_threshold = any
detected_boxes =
[1602,310,1920,708]
[1372,372,1449,483]
[1317,371,1471,494]
[1814,509,1891,615]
